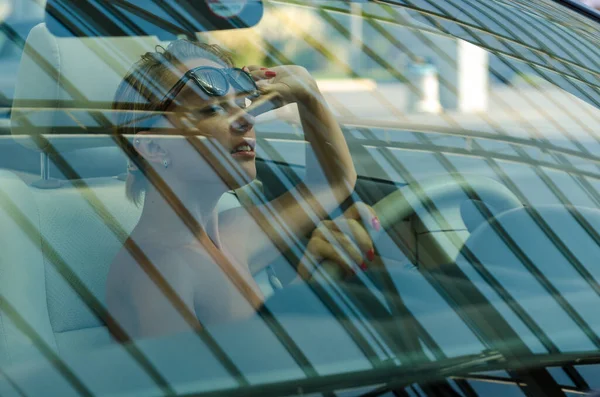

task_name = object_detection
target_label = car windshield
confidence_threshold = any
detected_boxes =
[1,0,600,395]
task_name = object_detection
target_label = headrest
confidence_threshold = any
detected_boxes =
[11,23,159,152]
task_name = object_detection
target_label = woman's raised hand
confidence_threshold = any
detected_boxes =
[243,65,320,107]
[297,202,381,281]
[237,64,359,266]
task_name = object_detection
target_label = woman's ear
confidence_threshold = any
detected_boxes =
[133,131,168,165]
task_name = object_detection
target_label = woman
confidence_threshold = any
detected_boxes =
[106,40,379,340]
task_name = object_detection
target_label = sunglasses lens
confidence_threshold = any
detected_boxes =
[229,69,259,97]
[193,69,229,96]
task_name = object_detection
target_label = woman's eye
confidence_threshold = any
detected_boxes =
[202,104,226,115]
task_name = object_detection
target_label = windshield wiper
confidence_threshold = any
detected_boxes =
[359,350,600,397]
[182,350,600,396]
[358,350,505,397]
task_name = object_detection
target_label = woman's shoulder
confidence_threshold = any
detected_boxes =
[105,240,202,339]
[107,238,205,293]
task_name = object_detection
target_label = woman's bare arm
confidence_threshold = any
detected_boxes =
[221,65,359,270]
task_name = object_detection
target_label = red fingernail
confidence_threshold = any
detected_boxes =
[366,249,375,262]
[359,262,368,271]
[265,71,277,77]
[260,67,267,70]
[371,217,381,232]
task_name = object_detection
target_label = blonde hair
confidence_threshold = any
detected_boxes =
[113,40,234,205]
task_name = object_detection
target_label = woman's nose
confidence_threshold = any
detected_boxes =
[229,109,255,134]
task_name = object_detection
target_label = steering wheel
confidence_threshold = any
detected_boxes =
[311,175,522,362]
[374,174,521,232]
[266,175,522,364]
[318,174,523,279]
[263,175,522,365]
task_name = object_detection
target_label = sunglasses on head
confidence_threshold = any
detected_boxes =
[159,66,260,111]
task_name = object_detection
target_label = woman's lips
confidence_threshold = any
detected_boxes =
[230,140,256,159]
[231,150,256,159]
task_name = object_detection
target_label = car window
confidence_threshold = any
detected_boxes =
[1,0,600,395]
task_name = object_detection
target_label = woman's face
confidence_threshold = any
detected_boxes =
[144,57,257,190]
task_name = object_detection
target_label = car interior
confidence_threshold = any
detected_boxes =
[0,18,476,362]
[1,0,600,395]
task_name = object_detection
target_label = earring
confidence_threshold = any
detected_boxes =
[163,158,170,169]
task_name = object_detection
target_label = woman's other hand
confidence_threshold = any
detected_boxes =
[244,65,320,107]
[297,202,381,281]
